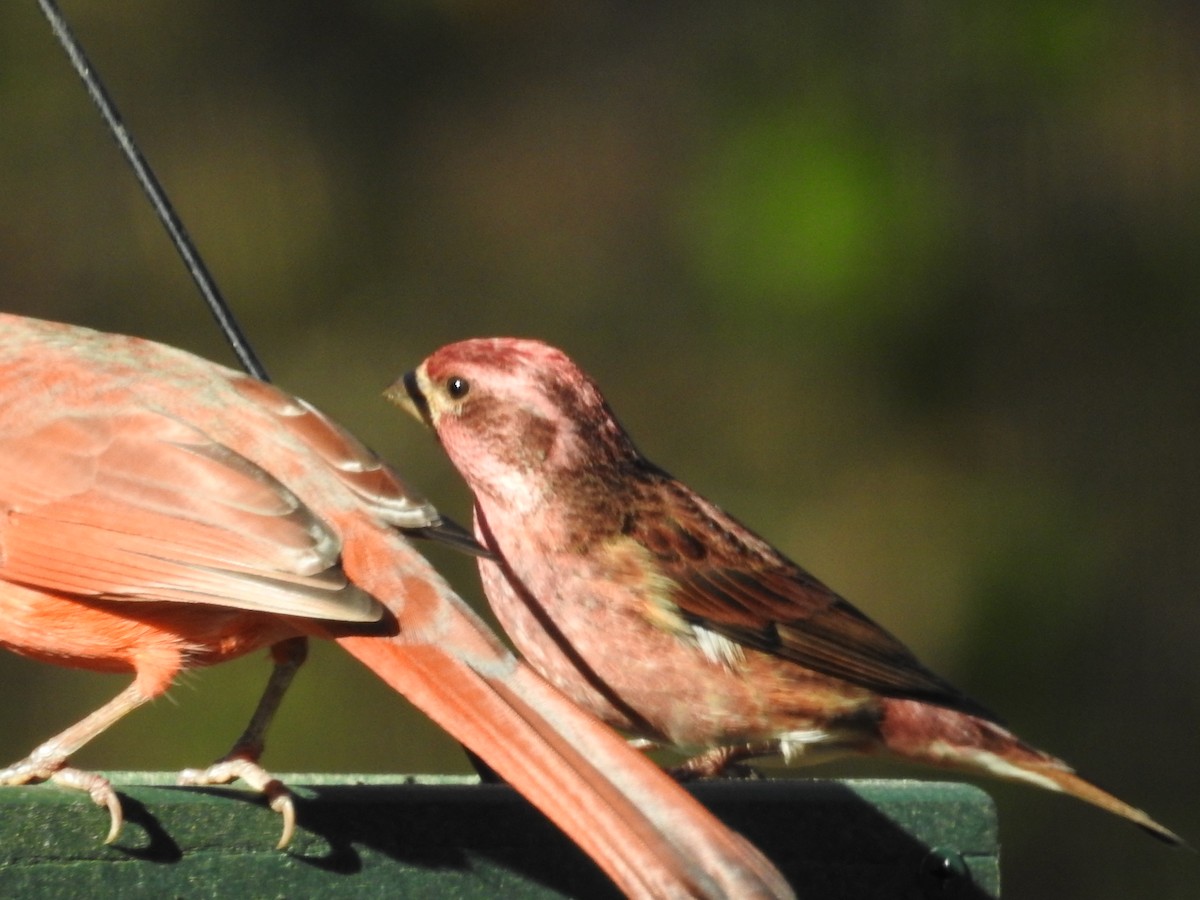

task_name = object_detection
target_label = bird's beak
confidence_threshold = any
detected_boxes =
[385,369,434,429]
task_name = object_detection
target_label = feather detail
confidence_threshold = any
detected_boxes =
[626,479,997,721]
[0,406,378,623]
[230,376,442,530]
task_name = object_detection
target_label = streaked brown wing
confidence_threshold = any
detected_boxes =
[630,474,997,720]
[0,406,380,623]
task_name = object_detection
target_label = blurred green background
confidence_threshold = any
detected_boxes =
[1,2,1197,897]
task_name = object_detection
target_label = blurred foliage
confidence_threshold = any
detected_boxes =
[1,2,1198,898]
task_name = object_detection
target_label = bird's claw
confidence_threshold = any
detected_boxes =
[52,767,124,843]
[669,744,765,781]
[0,759,125,844]
[88,779,125,844]
[178,757,297,849]
[267,790,297,849]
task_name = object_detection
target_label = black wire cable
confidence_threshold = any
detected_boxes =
[35,0,270,382]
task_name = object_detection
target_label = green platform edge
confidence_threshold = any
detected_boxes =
[0,774,999,898]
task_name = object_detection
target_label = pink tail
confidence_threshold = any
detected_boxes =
[878,698,1184,846]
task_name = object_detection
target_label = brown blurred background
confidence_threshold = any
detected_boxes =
[1,2,1197,897]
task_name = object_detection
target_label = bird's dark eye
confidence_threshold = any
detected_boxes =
[446,376,470,399]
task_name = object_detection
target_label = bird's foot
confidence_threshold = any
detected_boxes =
[177,755,296,849]
[668,743,773,781]
[0,758,124,843]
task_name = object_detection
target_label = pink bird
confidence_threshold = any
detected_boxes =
[0,314,793,899]
[393,336,1183,847]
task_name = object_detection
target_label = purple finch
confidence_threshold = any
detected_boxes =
[391,337,1182,846]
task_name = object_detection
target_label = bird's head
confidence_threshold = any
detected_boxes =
[388,338,639,504]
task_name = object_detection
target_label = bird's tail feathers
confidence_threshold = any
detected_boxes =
[878,698,1185,847]
[325,519,793,898]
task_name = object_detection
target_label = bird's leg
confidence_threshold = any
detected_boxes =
[669,741,780,780]
[177,636,306,848]
[0,679,151,843]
